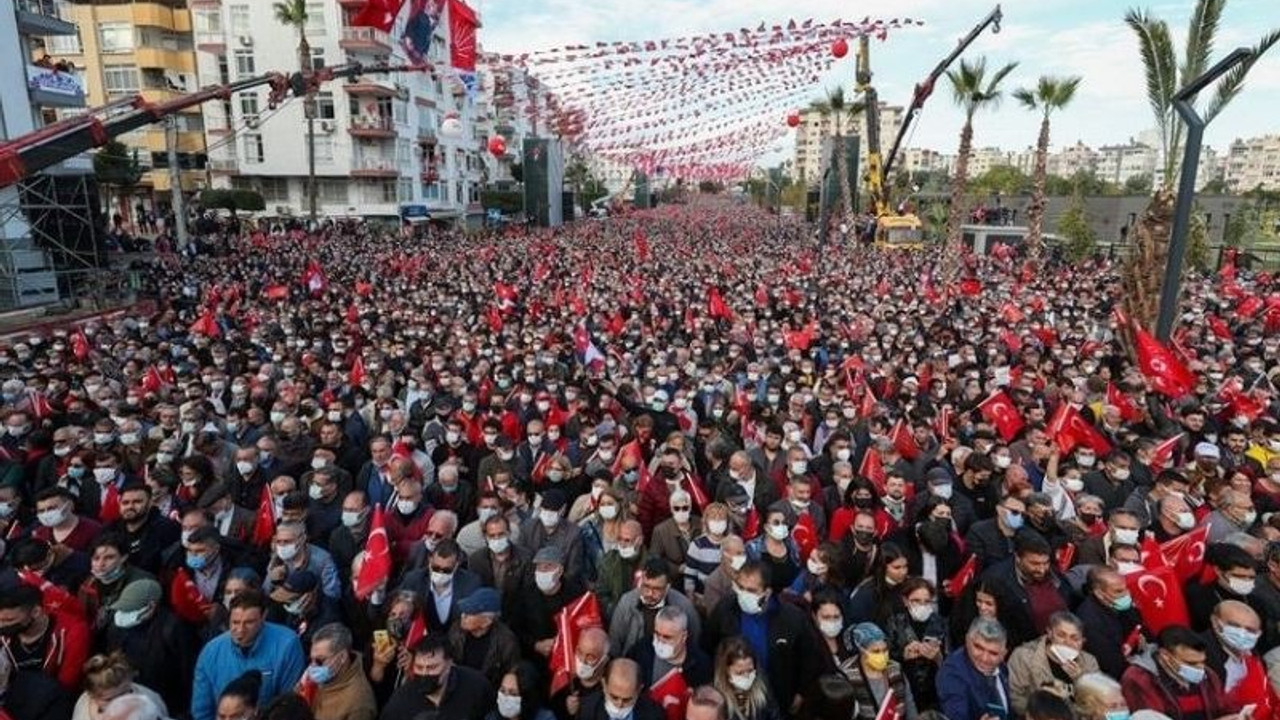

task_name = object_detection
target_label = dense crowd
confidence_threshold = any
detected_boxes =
[0,200,1278,720]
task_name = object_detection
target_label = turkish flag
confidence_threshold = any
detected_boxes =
[860,383,878,420]
[890,419,920,461]
[1047,403,1112,456]
[1160,524,1209,582]
[874,688,903,720]
[263,284,289,301]
[354,505,392,600]
[251,485,275,547]
[634,231,650,262]
[1238,296,1264,319]
[999,302,1025,324]
[1149,433,1185,473]
[99,484,120,524]
[944,555,978,599]
[935,406,954,441]
[27,391,54,421]
[1055,543,1076,573]
[549,592,604,695]
[142,366,166,393]
[1106,383,1143,423]
[1141,534,1167,569]
[959,277,982,297]
[649,668,691,720]
[859,447,887,497]
[742,506,761,541]
[169,566,212,624]
[1209,316,1233,340]
[977,390,1024,442]
[1134,327,1196,398]
[792,513,818,562]
[754,284,769,306]
[706,286,733,321]
[355,280,373,297]
[1126,564,1190,634]
[71,330,90,361]
[189,310,220,337]
[349,357,366,388]
[17,569,86,619]
[351,0,406,33]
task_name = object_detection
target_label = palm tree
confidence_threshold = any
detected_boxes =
[1012,76,1082,265]
[274,0,316,221]
[1122,0,1278,332]
[944,57,1018,277]
[810,87,863,227]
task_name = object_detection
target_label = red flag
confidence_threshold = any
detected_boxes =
[354,280,373,297]
[859,447,887,497]
[1159,524,1209,582]
[251,485,275,547]
[874,688,903,720]
[1149,433,1184,473]
[890,419,920,461]
[977,390,1024,442]
[999,302,1025,324]
[706,286,732,321]
[1238,296,1264,319]
[934,406,954,441]
[634,232,650,262]
[650,668,691,720]
[944,555,978,599]
[27,391,54,421]
[142,366,165,393]
[354,505,391,600]
[17,569,85,619]
[99,484,120,524]
[190,310,220,337]
[1209,316,1233,340]
[549,592,604,695]
[959,277,982,297]
[350,357,366,388]
[1122,624,1145,658]
[1046,404,1112,456]
[1055,542,1076,573]
[860,383,878,420]
[351,0,405,32]
[742,506,760,541]
[264,284,289,301]
[301,260,328,295]
[1106,383,1143,423]
[1126,564,1189,634]
[1134,326,1196,398]
[791,513,818,562]
[169,567,211,623]
[295,673,318,708]
[71,330,90,361]
[754,284,769,306]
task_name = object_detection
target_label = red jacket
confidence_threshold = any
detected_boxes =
[1121,653,1236,720]
[0,611,91,691]
[385,506,434,566]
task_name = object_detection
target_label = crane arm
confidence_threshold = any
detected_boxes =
[856,34,886,216]
[881,4,1003,179]
[0,62,428,188]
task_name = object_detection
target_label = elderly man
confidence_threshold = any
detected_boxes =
[306,623,377,720]
[1007,611,1100,715]
[631,605,713,715]
[1076,566,1143,678]
[398,537,481,633]
[611,559,702,658]
[550,626,611,719]
[446,587,520,688]
[577,659,664,720]
[937,618,1013,720]
[598,519,648,614]
[1202,600,1268,711]
[263,521,341,601]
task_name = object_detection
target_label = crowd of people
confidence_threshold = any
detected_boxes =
[0,200,1278,720]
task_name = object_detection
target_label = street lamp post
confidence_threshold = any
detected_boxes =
[1155,47,1253,342]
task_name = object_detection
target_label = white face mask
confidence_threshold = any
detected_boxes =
[790,460,808,476]
[618,544,638,559]
[1113,528,1140,545]
[908,603,935,623]
[487,536,510,554]
[236,461,255,476]
[276,542,299,562]
[575,657,602,680]
[932,484,953,500]
[1050,643,1081,664]
[672,509,691,524]
[341,510,364,527]
[1174,511,1196,530]
[604,699,634,720]
[707,519,728,536]
[1227,577,1256,596]
[653,638,676,661]
[735,587,766,615]
[540,509,561,528]
[1064,478,1085,493]
[1077,454,1096,468]
[729,554,747,571]
[819,619,843,638]
[767,523,789,541]
[396,499,419,515]
[835,448,852,462]
[729,671,757,692]
[496,692,522,719]
[535,569,559,592]
[807,557,828,576]
[93,467,116,485]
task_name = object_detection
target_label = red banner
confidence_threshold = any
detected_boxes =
[448,0,477,72]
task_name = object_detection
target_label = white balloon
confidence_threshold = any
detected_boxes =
[440,117,463,138]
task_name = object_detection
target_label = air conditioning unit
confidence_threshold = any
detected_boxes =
[319,120,334,133]
[238,35,253,47]
[246,117,259,129]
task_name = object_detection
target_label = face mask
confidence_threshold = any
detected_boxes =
[236,461,255,476]
[1105,712,1131,720]
[854,529,876,546]
[730,671,756,692]
[155,452,174,465]
[308,484,325,501]
[930,482,953,499]
[729,554,747,571]
[735,588,765,615]
[67,465,86,480]
[604,700,633,720]
[1218,623,1260,652]
[819,619,843,638]
[487,536,510,554]
[311,457,328,470]
[496,692,522,719]
[767,523,789,541]
[540,509,561,528]
[1077,454,1096,468]
[807,557,828,576]
[575,657,602,680]
[277,543,300,562]
[1003,509,1024,531]
[653,638,676,661]
[535,569,559,592]
[707,519,727,536]
[790,460,808,475]
[341,510,364,527]
[0,501,13,519]
[908,603,936,622]
[186,552,208,571]
[418,672,444,694]
[1176,662,1205,685]
[1111,468,1131,481]
[1113,528,1140,545]
[1050,643,1080,664]
[993,455,1012,470]
[671,508,691,523]
[1227,577,1256,596]
[120,433,140,446]
[597,449,615,462]
[181,421,198,434]
[285,597,308,616]
[113,606,149,629]
[431,570,454,587]
[37,507,66,528]
[1174,512,1195,530]
[397,499,419,515]
[1240,510,1258,526]
[306,664,333,685]
[835,448,852,462]
[477,507,498,524]
[864,651,890,671]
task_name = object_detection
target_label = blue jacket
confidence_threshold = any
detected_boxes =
[191,622,306,720]
[936,648,1011,720]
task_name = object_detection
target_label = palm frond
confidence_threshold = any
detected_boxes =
[1125,9,1178,138]
[1182,0,1225,85]
[1012,88,1038,111]
[1205,28,1280,122]
[1050,76,1083,109]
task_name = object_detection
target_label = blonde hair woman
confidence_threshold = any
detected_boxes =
[713,637,781,720]
[73,653,168,720]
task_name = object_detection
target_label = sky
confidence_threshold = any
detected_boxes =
[477,0,1280,168]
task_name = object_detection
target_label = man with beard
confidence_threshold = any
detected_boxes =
[106,482,181,575]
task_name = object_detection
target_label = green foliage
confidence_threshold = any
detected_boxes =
[480,190,523,215]
[1224,201,1280,248]
[1199,177,1229,195]
[973,165,1032,196]
[1012,75,1084,117]
[94,141,142,189]
[1187,208,1211,270]
[200,188,265,213]
[924,201,949,242]
[1124,174,1154,195]
[698,180,724,194]
[1059,189,1097,261]
[946,57,1020,120]
[1043,171,1120,197]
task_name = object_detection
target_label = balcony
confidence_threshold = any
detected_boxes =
[135,47,196,73]
[417,129,437,146]
[142,129,206,154]
[16,0,76,36]
[351,157,398,178]
[348,115,396,139]
[340,27,391,53]
[195,31,225,52]
[209,158,238,174]
[26,65,85,108]
[343,80,396,97]
[420,167,439,183]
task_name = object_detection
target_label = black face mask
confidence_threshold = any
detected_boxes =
[1079,512,1099,525]
[0,617,32,638]
[918,519,951,554]
[417,671,444,694]
[853,530,876,546]
[853,496,875,509]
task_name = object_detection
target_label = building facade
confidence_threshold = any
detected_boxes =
[191,0,484,222]
[1225,135,1280,193]
[793,101,903,187]
[1095,140,1157,188]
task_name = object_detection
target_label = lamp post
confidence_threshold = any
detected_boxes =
[1155,47,1253,342]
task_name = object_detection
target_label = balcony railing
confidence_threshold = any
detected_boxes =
[340,27,391,52]
[351,157,398,177]
[209,159,238,172]
[349,115,395,138]
[16,0,76,36]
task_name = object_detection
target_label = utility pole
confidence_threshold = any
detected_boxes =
[305,53,317,224]
[165,116,189,248]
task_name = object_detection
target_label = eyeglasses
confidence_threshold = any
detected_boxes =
[671,506,691,512]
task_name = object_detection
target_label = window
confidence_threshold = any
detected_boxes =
[46,28,82,55]
[242,133,264,164]
[229,4,251,35]
[379,180,397,203]
[234,49,255,77]
[396,139,410,166]
[316,92,335,120]
[305,3,326,36]
[423,182,439,200]
[102,65,139,95]
[216,53,229,84]
[398,179,413,203]
[455,181,463,205]
[195,10,221,33]
[240,93,259,125]
[317,179,347,204]
[313,135,333,163]
[393,100,407,125]
[259,177,289,202]
[98,22,134,53]
[310,47,326,70]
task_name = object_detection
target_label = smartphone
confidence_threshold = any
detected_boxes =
[373,630,390,650]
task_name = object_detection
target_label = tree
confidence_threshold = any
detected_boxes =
[810,87,863,227]
[972,165,1032,197]
[1199,177,1228,194]
[1124,173,1154,195]
[1012,75,1082,264]
[199,189,265,215]
[1186,206,1211,269]
[1058,187,1097,261]
[1122,0,1279,331]
[94,140,143,221]
[274,0,315,221]
[944,57,1019,277]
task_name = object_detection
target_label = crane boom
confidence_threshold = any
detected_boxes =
[0,62,428,188]
[882,5,1002,180]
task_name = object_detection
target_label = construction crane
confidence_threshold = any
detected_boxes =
[0,62,428,188]
[856,5,1003,248]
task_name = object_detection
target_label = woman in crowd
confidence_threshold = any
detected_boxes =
[713,637,782,720]
[488,661,555,720]
[839,623,917,720]
[884,577,948,712]
[72,653,168,720]
[848,542,910,626]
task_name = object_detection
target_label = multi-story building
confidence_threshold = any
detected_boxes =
[1,0,90,308]
[1047,140,1098,178]
[1096,140,1157,187]
[793,101,904,187]
[1224,135,1280,193]
[901,147,944,175]
[967,147,1010,177]
[477,59,543,187]
[192,0,483,222]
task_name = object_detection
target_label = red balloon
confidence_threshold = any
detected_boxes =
[786,113,800,128]
[487,136,507,156]
[831,38,848,58]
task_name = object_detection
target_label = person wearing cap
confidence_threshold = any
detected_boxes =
[512,544,588,662]
[78,532,155,635]
[198,481,256,546]
[837,621,916,720]
[518,489,584,580]
[103,577,201,713]
[304,623,377,720]
[268,569,339,651]
[446,587,520,688]
[191,588,306,720]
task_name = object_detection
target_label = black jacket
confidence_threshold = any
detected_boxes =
[1077,595,1143,678]
[107,508,182,576]
[703,595,819,708]
[628,638,714,688]
[6,670,72,720]
[578,691,664,720]
[380,665,494,720]
[981,558,1078,648]
[103,605,201,712]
